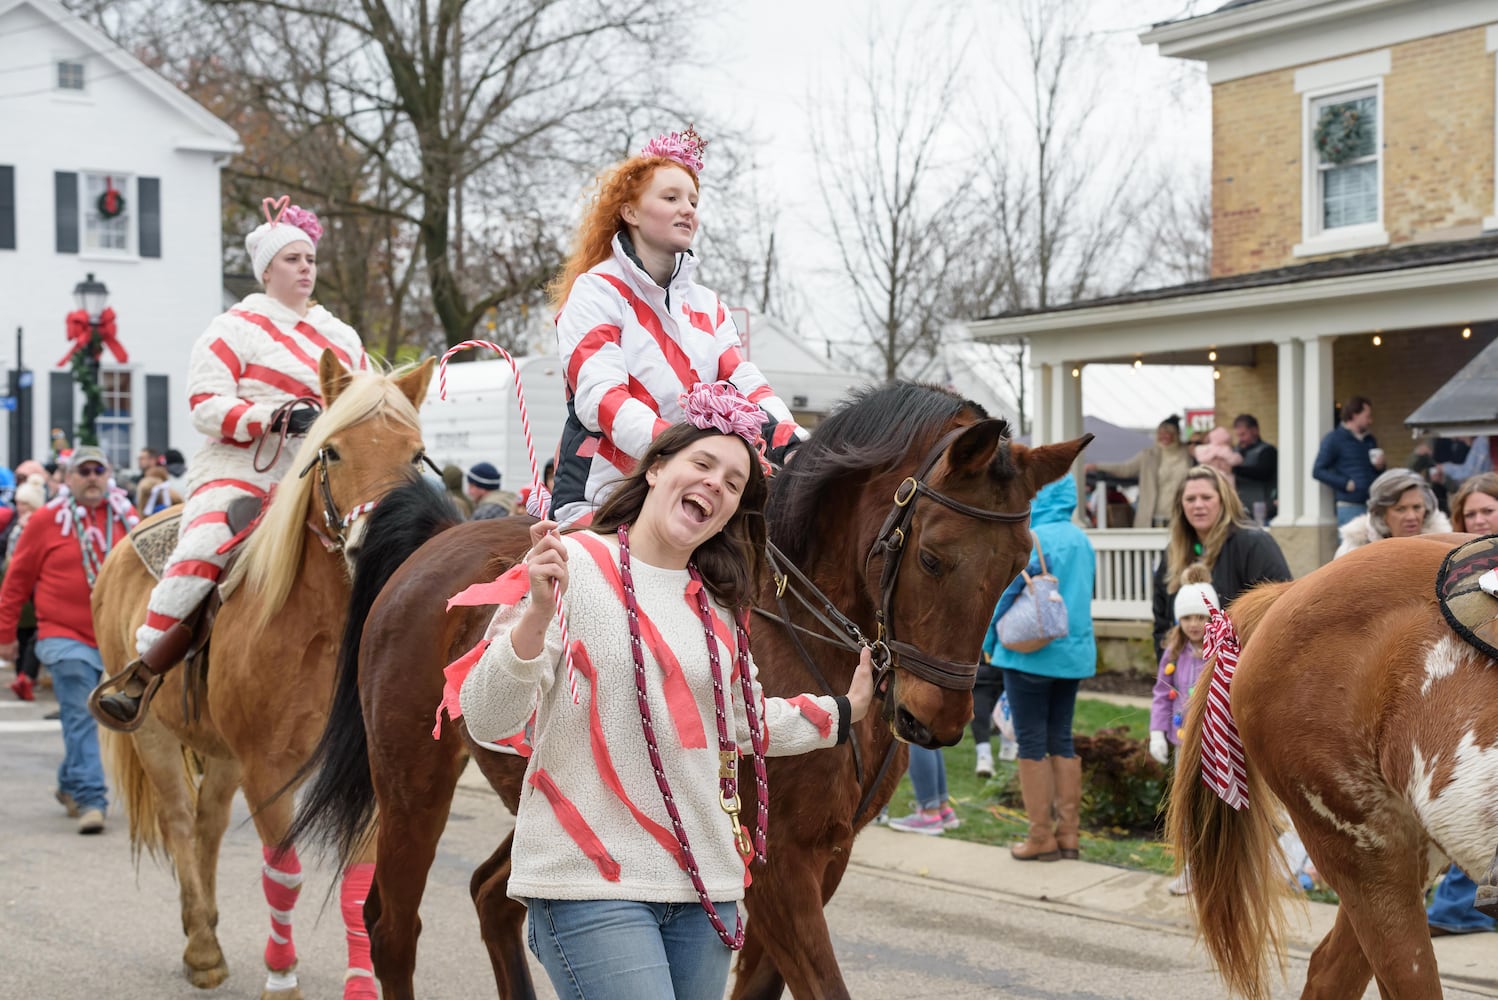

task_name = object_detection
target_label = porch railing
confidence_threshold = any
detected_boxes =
[1087,528,1165,621]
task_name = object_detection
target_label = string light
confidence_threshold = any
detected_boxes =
[1071,367,1080,378]
[1463,326,1472,339]
[1212,369,1221,381]
[1133,358,1143,369]
[1208,350,1217,362]
[1372,335,1382,346]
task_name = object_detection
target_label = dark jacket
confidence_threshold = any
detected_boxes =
[1312,425,1378,504]
[1234,438,1277,514]
[1151,525,1293,660]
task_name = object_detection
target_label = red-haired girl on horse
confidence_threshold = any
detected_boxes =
[458,385,873,1000]
[547,125,804,526]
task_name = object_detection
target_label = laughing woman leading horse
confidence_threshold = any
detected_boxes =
[461,386,872,999]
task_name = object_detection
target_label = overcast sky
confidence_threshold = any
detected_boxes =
[680,0,1218,430]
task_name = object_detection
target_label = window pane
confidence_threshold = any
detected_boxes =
[56,61,84,91]
[1322,161,1377,229]
[1316,95,1376,165]
[82,173,130,253]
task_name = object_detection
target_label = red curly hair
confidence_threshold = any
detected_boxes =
[546,156,700,308]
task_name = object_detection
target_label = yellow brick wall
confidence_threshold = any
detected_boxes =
[1210,327,1497,464]
[1212,26,1496,278]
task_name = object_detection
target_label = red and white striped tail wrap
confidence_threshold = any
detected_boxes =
[437,340,576,705]
[1200,602,1249,811]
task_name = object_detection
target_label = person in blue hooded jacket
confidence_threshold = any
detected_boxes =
[983,474,1095,862]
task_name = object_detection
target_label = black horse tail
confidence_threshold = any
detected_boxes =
[283,477,460,864]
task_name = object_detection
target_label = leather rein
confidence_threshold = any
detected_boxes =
[754,425,1031,822]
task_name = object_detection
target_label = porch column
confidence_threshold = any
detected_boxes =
[1032,362,1055,444]
[1274,338,1304,523]
[1297,334,1335,529]
[1051,362,1083,444]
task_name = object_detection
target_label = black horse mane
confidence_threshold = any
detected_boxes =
[766,380,1008,561]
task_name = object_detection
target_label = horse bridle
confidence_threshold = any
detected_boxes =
[296,439,443,555]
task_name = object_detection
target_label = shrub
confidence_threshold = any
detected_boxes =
[1073,727,1167,836]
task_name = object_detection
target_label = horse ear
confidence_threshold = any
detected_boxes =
[1015,434,1094,496]
[945,419,1005,476]
[319,349,353,406]
[397,358,436,409]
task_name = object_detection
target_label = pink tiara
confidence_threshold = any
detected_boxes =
[641,123,707,174]
[679,382,762,447]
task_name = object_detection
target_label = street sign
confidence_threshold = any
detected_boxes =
[0,397,16,411]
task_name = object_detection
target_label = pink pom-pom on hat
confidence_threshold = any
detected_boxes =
[679,382,763,447]
[641,123,708,174]
[246,195,324,281]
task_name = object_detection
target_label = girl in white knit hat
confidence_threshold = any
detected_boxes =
[94,197,367,729]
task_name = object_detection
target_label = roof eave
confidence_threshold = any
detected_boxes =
[1140,0,1408,60]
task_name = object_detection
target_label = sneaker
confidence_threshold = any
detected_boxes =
[998,737,1019,762]
[9,673,34,701]
[55,789,79,819]
[873,807,889,826]
[939,805,961,830]
[77,808,105,835]
[1168,868,1192,896]
[975,743,994,779]
[887,809,946,836]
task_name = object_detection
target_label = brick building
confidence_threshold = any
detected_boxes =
[966,0,1498,587]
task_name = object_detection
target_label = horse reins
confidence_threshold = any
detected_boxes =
[756,424,1032,824]
[295,433,443,555]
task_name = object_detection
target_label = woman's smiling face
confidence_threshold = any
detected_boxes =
[632,434,750,567]
[622,164,699,259]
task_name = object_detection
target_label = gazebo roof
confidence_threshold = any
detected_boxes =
[1406,336,1498,435]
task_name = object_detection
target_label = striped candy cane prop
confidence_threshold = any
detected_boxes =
[437,340,576,704]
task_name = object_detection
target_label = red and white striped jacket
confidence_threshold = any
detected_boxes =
[552,236,805,524]
[188,293,368,447]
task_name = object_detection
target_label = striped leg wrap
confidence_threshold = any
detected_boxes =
[261,844,303,974]
[340,862,377,999]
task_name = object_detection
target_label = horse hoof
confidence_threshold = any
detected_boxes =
[184,959,230,990]
[260,987,304,1000]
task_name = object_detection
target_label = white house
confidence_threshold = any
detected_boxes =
[0,0,238,471]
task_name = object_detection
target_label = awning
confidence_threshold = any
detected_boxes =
[1406,336,1498,436]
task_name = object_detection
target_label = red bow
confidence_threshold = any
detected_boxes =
[59,308,128,366]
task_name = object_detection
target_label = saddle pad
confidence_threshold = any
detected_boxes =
[1437,534,1498,661]
[128,508,183,582]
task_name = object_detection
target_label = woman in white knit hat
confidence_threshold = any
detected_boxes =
[94,197,367,729]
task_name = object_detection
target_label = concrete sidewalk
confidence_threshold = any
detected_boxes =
[852,824,1498,995]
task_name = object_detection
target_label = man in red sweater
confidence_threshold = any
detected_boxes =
[0,447,137,834]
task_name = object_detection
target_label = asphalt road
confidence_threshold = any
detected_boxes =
[2,696,1490,999]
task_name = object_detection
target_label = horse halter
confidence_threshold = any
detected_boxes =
[298,446,442,554]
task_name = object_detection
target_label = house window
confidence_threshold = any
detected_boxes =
[98,370,132,470]
[82,173,132,254]
[1312,90,1378,231]
[56,59,85,91]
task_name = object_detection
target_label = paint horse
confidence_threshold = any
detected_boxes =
[289,381,1090,998]
[92,353,434,1000]
[1169,532,1498,1000]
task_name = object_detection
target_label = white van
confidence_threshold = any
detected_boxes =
[419,355,568,491]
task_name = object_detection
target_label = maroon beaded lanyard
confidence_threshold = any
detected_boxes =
[616,524,770,949]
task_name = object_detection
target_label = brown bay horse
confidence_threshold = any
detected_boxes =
[1169,533,1496,1000]
[289,381,1090,998]
[92,353,433,1000]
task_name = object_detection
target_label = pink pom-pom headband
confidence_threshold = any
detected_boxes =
[641,123,708,174]
[679,382,763,448]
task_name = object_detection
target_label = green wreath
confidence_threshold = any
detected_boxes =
[97,187,126,219]
[1314,105,1371,165]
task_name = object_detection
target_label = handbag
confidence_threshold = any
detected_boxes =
[996,536,1069,653]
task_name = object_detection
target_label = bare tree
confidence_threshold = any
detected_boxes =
[810,16,977,382]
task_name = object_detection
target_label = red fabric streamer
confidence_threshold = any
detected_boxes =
[1200,604,1250,811]
[59,308,128,366]
[447,563,529,610]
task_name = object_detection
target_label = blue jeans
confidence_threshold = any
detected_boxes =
[1335,501,1365,526]
[1428,868,1496,933]
[37,638,108,813]
[527,897,736,1000]
[1001,668,1080,760]
[906,745,949,811]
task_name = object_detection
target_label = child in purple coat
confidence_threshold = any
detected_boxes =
[1149,564,1219,766]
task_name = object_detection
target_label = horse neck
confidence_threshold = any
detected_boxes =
[290,519,350,605]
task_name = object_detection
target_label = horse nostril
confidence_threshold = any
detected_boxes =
[894,706,934,748]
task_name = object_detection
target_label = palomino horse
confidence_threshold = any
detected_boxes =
[1169,533,1497,1000]
[92,352,433,1000]
[290,381,1090,998]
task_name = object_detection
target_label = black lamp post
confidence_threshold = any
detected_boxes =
[71,272,109,447]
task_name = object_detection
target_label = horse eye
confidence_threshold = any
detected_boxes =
[919,550,942,576]
[324,446,341,462]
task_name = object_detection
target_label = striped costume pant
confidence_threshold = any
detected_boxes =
[135,444,293,657]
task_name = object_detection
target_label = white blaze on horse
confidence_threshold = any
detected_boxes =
[1170,532,1498,1000]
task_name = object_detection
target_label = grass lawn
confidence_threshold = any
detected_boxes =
[881,696,1178,875]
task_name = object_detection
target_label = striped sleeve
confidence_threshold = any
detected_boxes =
[711,304,807,461]
[187,316,277,443]
[558,274,671,461]
[729,630,841,756]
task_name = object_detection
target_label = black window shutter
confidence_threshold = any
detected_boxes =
[55,171,78,254]
[49,371,74,449]
[145,374,170,451]
[0,166,14,250]
[138,177,161,258]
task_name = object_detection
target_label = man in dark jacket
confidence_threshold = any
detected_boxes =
[1233,414,1277,523]
[1312,396,1385,526]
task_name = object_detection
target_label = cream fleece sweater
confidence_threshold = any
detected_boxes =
[460,532,846,904]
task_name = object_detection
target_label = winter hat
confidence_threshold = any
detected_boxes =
[1175,582,1220,621]
[163,448,187,477]
[466,461,502,490]
[13,481,45,510]
[246,196,324,282]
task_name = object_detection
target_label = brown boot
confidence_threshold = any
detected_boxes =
[89,622,196,732]
[1011,758,1061,862]
[1051,754,1082,860]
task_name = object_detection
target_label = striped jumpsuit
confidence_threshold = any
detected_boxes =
[136,292,367,656]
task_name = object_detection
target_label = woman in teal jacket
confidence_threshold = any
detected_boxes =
[983,475,1095,862]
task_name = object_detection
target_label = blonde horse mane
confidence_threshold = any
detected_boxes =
[225,366,422,624]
